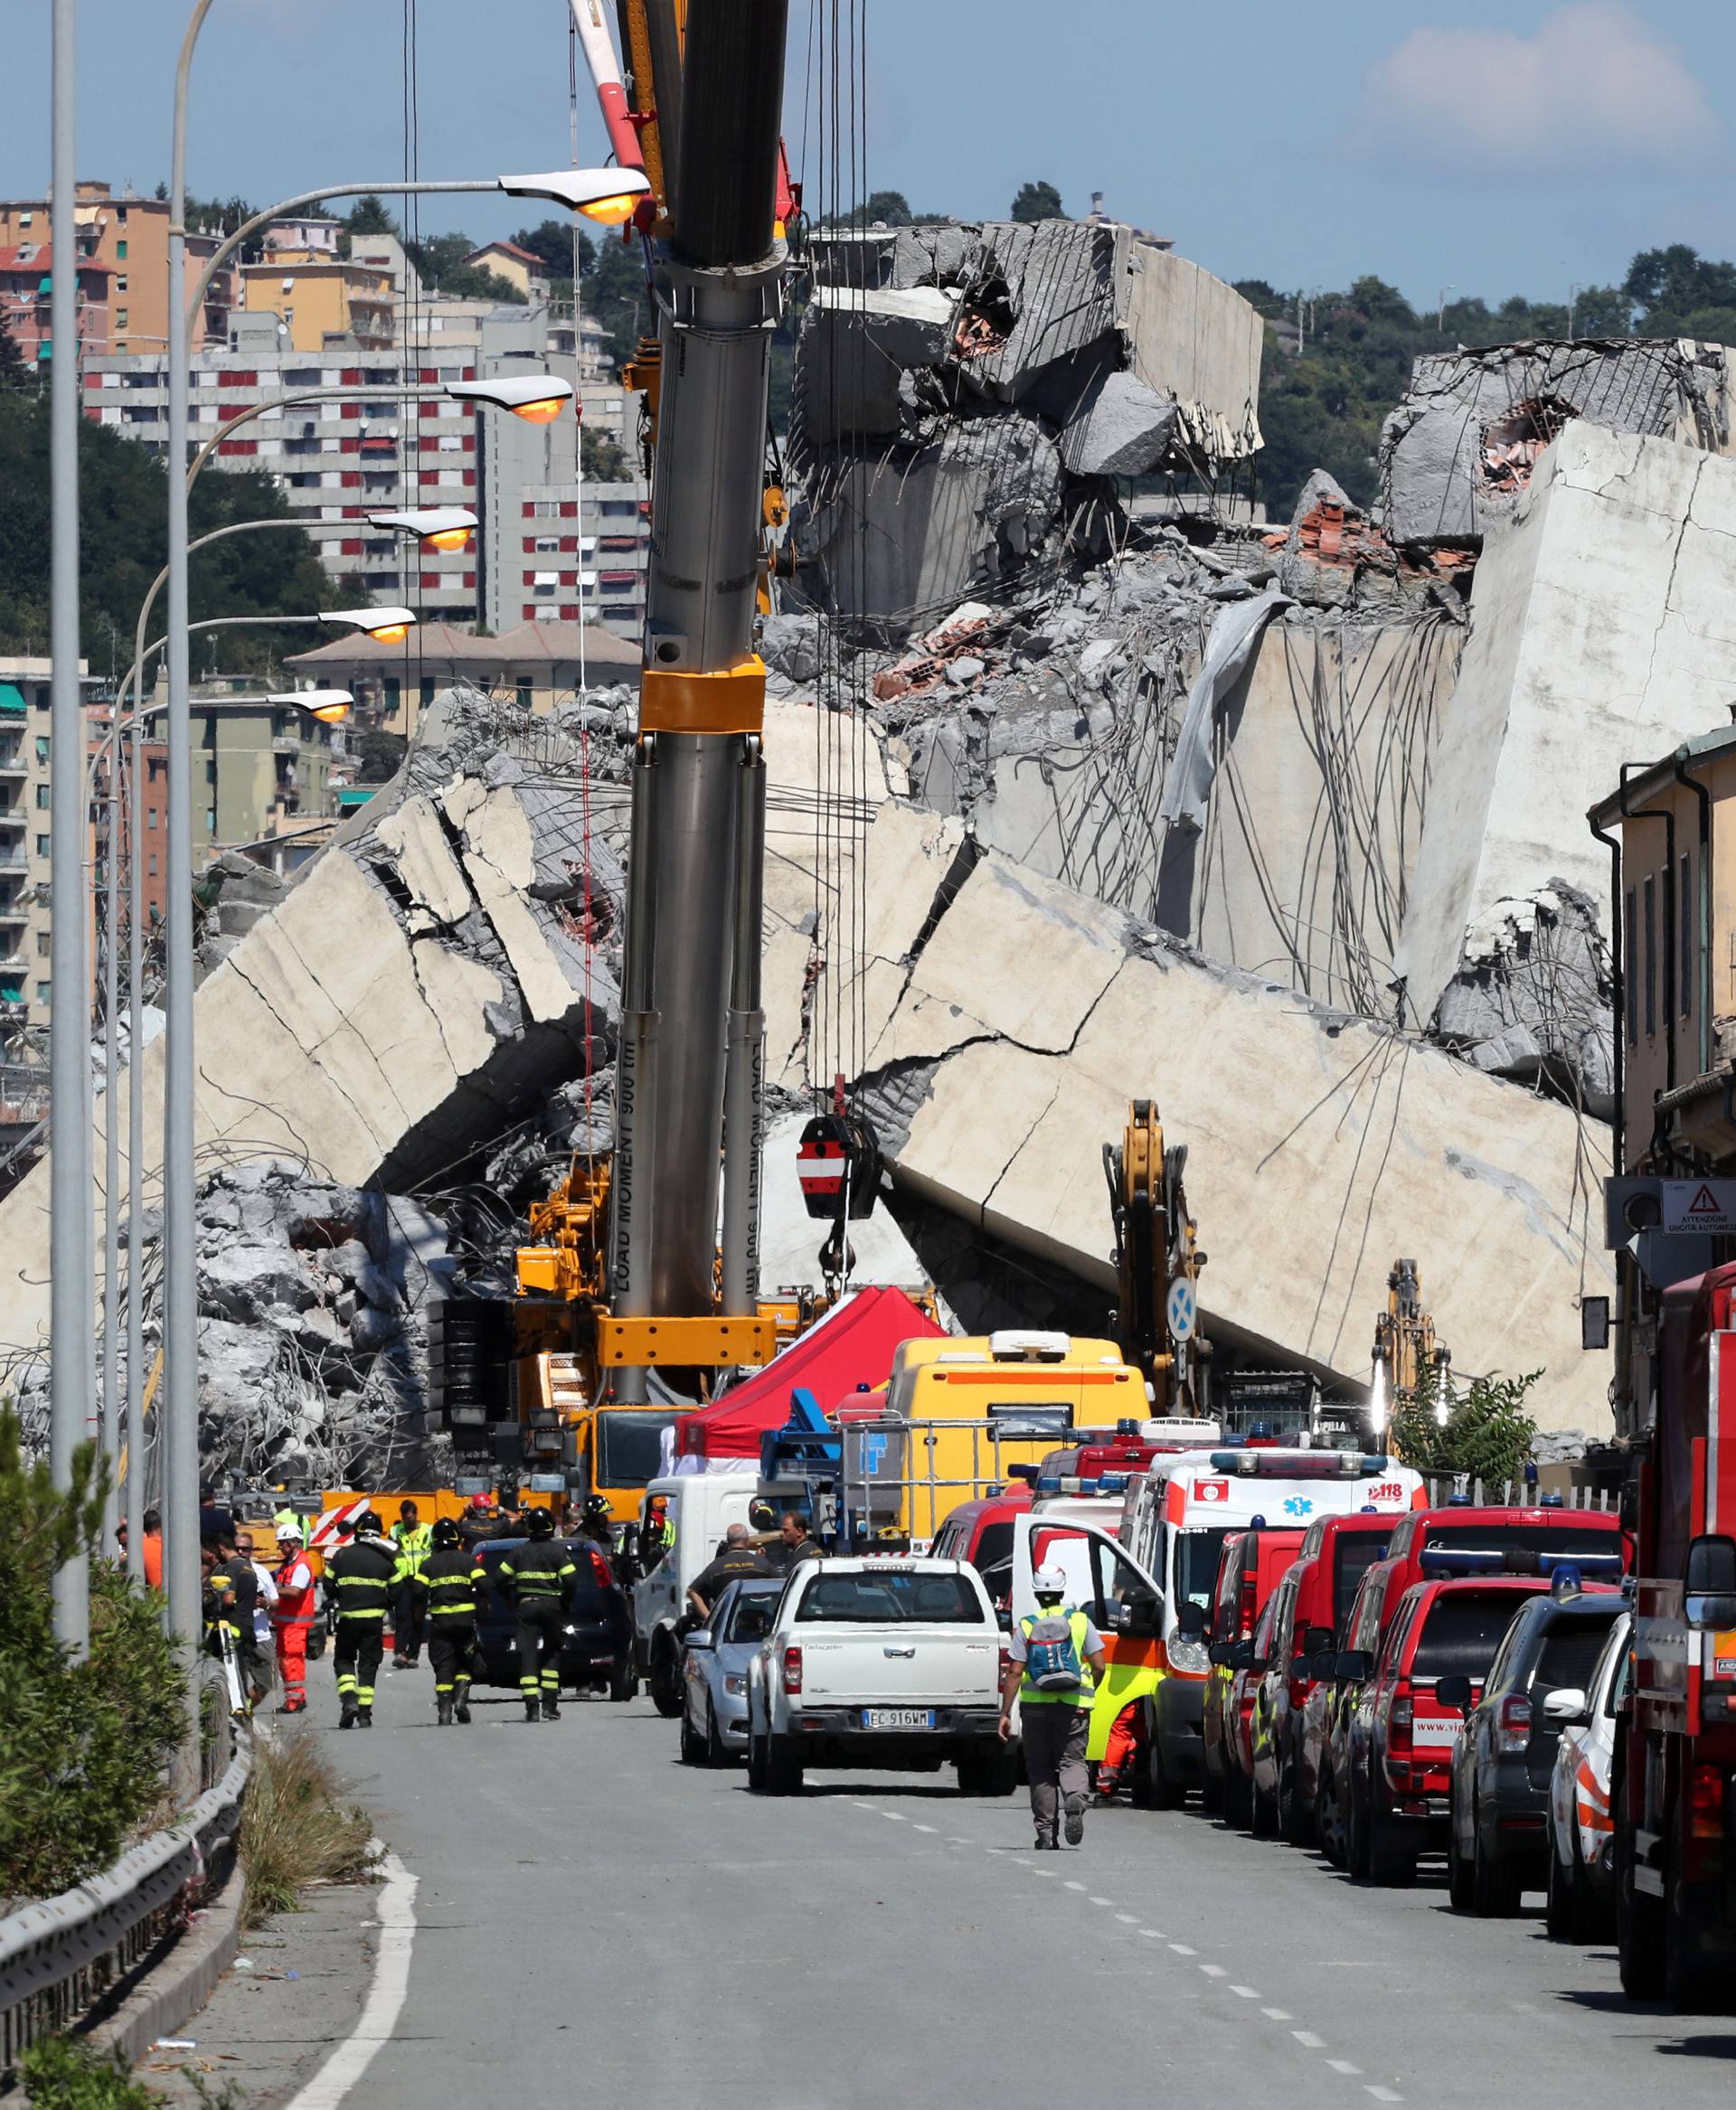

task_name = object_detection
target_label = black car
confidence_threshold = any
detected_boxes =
[1444,1583,1625,1917]
[473,1536,637,1701]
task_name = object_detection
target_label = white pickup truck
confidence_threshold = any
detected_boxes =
[745,1557,1013,1796]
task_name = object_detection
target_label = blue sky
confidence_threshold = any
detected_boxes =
[7,0,1735,309]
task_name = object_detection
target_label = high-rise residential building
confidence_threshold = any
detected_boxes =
[0,180,233,360]
[83,308,646,633]
[504,477,650,639]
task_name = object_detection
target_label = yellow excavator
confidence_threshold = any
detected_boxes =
[1372,1258,1450,1424]
[1103,1098,1209,1417]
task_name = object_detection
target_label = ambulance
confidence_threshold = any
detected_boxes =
[1114,1446,1427,1805]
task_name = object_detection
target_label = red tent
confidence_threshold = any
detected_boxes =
[675,1287,945,1459]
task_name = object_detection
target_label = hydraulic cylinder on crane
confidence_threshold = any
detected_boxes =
[609,0,790,1389]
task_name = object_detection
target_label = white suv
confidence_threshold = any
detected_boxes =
[745,1558,1013,1796]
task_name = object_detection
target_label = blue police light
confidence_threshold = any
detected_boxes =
[1079,1477,1100,1494]
[1540,1493,1564,1508]
[1358,1455,1391,1474]
[1099,1474,1129,1493]
[1551,1563,1583,1598]
[1005,1463,1039,1484]
[1359,1504,1381,1513]
[1116,1418,1140,1436]
[1447,1493,1474,1507]
[1250,1512,1268,1529]
[1035,1476,1062,1494]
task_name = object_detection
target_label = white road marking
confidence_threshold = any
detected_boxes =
[1327,2060,1363,2077]
[1138,1929,1165,1939]
[1261,2008,1293,2022]
[1089,1895,1114,1907]
[1293,2030,1326,2050]
[911,1823,937,1833]
[853,1803,877,1812]
[1115,1913,1138,1924]
[1366,2090,1403,2105]
[1064,1879,1087,1891]
[882,1811,905,1822]
[1169,1943,1196,1955]
[1230,1985,1260,1998]
[1199,1964,1227,1978]
[948,1837,972,1845]
[282,1844,417,2110]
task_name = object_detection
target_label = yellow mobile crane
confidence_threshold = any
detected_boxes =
[1370,1258,1451,1429]
[429,0,841,1520]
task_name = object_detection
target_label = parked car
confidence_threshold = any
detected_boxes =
[1544,1607,1631,1940]
[1341,1574,1554,1885]
[474,1535,636,1700]
[1312,1553,1416,1865]
[745,1558,1012,1796]
[1251,1557,1323,1844]
[929,1492,1033,1619]
[1285,1515,1399,1844]
[680,1577,784,1766]
[1441,1579,1625,1917]
[1203,1525,1305,1817]
[1222,1590,1283,1832]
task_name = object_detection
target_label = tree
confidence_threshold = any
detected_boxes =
[0,313,30,392]
[0,391,333,667]
[0,1409,184,1899]
[355,730,407,783]
[841,189,914,228]
[581,425,629,481]
[587,236,652,370]
[1010,180,1064,224]
[512,220,597,281]
[1391,1366,1542,1486]
[345,194,397,236]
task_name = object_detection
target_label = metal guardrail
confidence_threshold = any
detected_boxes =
[0,1719,252,2080]
[1420,1475,1619,1511]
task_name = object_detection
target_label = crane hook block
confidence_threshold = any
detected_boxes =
[796,1108,883,1221]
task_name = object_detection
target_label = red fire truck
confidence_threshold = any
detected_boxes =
[1618,1258,1736,2009]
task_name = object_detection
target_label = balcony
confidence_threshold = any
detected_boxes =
[0,749,25,779]
[0,851,26,876]
[0,898,26,926]
[0,807,27,831]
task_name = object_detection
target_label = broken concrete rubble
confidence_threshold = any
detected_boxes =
[789,216,1263,633]
[1380,337,1733,548]
[1394,421,1736,1041]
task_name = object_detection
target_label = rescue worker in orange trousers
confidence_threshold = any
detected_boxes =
[272,1520,319,1715]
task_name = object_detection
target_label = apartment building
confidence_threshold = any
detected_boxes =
[284,619,640,734]
[0,244,109,364]
[0,180,232,357]
[508,477,650,639]
[191,684,339,854]
[237,251,393,353]
[84,312,642,632]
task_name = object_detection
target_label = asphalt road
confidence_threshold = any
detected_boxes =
[303,1655,1736,2110]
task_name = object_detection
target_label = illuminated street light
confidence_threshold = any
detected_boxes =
[367,505,479,553]
[446,374,576,424]
[497,165,651,224]
[319,605,418,645]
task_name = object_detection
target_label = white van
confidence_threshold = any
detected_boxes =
[1116,1446,1425,1804]
[630,1472,778,1716]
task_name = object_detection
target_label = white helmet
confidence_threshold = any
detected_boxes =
[276,1521,305,1545]
[1033,1563,1069,1598]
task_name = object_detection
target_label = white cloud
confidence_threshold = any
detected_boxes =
[1359,4,1721,171]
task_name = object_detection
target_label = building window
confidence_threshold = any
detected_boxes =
[36,981,50,1004]
[34,834,49,858]
[148,807,158,827]
[1681,852,1694,1021]
[116,310,127,330]
[1624,887,1637,1048]
[33,785,48,810]
[1644,875,1656,1040]
[420,679,436,705]
[148,854,158,876]
[116,239,127,259]
[34,737,48,762]
[35,932,49,957]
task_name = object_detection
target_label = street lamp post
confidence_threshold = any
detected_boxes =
[164,0,644,1771]
[50,0,91,1653]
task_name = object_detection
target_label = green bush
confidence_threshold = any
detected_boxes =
[0,1411,186,1901]
[19,2036,164,2109]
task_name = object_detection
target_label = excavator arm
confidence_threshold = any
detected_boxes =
[1104,1098,1207,1415]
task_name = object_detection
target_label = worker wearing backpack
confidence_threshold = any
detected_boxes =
[999,1563,1109,1849]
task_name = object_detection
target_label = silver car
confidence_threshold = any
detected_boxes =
[681,1578,783,1766]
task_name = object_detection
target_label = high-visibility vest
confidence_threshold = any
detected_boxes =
[1018,1608,1096,1707]
[274,1553,317,1629]
[392,1521,433,1576]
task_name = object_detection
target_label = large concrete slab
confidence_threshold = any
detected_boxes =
[1395,423,1736,1024]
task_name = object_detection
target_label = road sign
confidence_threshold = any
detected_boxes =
[1662,1181,1736,1235]
[1166,1275,1197,1343]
